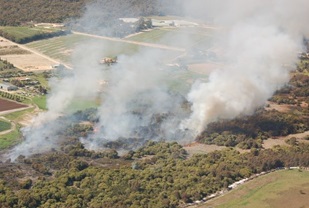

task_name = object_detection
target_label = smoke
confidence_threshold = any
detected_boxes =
[6,41,105,160]
[82,50,189,150]
[181,0,309,134]
[5,0,309,160]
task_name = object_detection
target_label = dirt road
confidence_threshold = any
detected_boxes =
[0,116,15,135]
[72,31,186,52]
[0,37,72,70]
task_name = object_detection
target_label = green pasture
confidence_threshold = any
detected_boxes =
[0,26,60,41]
[32,95,47,110]
[65,97,100,113]
[0,119,11,132]
[201,169,309,208]
[0,125,21,150]
[3,107,34,122]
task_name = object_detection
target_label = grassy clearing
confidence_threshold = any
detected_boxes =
[65,98,100,113]
[0,119,11,132]
[0,26,62,43]
[200,169,309,208]
[32,95,47,110]
[3,107,35,122]
[0,125,21,150]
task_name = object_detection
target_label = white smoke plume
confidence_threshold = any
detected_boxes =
[82,49,189,150]
[5,0,309,160]
[181,0,309,134]
[6,42,105,160]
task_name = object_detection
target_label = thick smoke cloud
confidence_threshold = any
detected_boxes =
[7,42,105,160]
[5,0,309,160]
[181,0,309,134]
[82,50,189,150]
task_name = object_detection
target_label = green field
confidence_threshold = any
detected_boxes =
[0,26,62,42]
[26,33,181,64]
[65,97,100,113]
[32,95,47,110]
[0,119,11,132]
[3,107,34,122]
[126,28,213,49]
[26,34,88,63]
[0,108,35,149]
[0,125,20,150]
[200,169,309,208]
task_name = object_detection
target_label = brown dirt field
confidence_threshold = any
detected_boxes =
[263,130,309,149]
[264,101,291,113]
[0,37,57,71]
[2,54,54,71]
[188,62,222,75]
[184,142,227,156]
[0,45,30,56]
[0,98,28,112]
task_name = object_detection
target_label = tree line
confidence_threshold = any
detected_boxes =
[0,29,70,44]
[0,140,308,208]
[0,0,183,26]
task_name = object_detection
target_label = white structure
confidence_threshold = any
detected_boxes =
[0,82,18,91]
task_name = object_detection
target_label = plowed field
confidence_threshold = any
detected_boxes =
[0,98,27,112]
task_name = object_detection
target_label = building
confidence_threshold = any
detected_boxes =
[0,82,18,91]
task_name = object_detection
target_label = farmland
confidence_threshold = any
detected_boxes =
[125,27,214,50]
[0,97,28,112]
[199,169,309,208]
[0,119,11,132]
[0,37,56,71]
[0,26,66,43]
[26,33,183,65]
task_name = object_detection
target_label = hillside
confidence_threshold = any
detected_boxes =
[0,0,88,26]
[0,0,183,26]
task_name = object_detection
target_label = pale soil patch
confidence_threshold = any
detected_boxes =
[2,54,54,71]
[263,130,309,149]
[60,49,73,56]
[18,112,37,127]
[184,142,226,156]
[187,62,222,75]
[264,101,291,113]
[0,38,14,47]
[0,37,60,71]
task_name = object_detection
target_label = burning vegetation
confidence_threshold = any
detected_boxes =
[0,0,309,207]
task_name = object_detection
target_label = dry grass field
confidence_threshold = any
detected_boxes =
[0,37,56,71]
[198,169,309,208]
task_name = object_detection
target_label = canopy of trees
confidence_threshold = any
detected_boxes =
[0,0,183,26]
[0,141,308,208]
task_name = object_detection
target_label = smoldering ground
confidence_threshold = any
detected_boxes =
[5,0,309,160]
